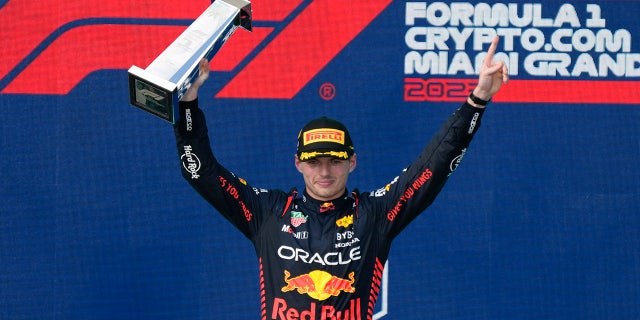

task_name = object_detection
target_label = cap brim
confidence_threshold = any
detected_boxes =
[298,150,351,161]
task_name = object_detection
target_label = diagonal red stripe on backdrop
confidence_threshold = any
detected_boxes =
[0,0,297,83]
[0,1,200,81]
[2,25,271,94]
[252,0,303,22]
[216,0,393,99]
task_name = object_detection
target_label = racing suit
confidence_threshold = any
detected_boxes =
[174,99,484,320]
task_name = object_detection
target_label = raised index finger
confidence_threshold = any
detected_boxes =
[484,36,500,66]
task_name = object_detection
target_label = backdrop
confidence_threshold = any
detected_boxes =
[1,0,639,319]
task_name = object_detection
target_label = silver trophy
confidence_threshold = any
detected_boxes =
[128,0,251,123]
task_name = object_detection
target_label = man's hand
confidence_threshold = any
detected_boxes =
[181,58,211,102]
[470,36,509,107]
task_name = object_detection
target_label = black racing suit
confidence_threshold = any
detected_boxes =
[174,99,484,320]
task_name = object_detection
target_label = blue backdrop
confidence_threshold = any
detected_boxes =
[1,1,639,319]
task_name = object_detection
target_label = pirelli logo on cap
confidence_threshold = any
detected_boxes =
[303,129,345,146]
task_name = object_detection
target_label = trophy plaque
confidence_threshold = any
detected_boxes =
[128,0,252,123]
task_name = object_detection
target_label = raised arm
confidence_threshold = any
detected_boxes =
[467,36,509,108]
[173,58,279,238]
[367,36,509,238]
[181,58,211,102]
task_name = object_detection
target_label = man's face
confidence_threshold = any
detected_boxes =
[294,155,357,201]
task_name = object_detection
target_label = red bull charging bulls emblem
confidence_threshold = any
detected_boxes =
[282,270,356,301]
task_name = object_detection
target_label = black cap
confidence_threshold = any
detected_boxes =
[296,116,354,161]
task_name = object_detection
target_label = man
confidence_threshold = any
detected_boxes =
[174,36,508,319]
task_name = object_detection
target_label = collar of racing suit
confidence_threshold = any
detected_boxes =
[300,189,352,215]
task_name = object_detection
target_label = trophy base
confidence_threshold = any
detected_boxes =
[128,66,180,123]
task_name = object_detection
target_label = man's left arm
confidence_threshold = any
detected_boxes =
[374,36,508,238]
[466,36,509,109]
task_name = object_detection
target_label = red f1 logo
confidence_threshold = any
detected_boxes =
[0,0,392,98]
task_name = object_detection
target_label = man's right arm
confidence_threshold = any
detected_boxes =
[181,58,209,103]
[173,60,271,238]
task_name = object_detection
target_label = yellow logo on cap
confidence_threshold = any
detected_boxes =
[299,151,350,161]
[303,128,345,146]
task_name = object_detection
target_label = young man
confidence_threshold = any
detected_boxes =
[174,37,508,319]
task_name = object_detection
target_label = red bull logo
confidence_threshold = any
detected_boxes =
[319,202,335,213]
[271,297,361,320]
[282,270,355,301]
